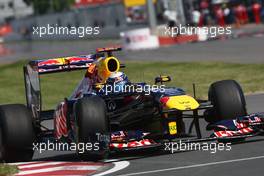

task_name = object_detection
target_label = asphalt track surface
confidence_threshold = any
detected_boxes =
[33,94,264,176]
[0,34,264,64]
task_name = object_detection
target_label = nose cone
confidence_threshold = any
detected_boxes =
[162,95,200,110]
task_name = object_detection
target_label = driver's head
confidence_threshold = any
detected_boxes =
[106,71,129,85]
[106,72,129,93]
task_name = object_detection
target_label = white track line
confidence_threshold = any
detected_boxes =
[16,165,101,175]
[94,161,130,176]
[8,162,38,165]
[18,162,66,169]
[117,155,264,176]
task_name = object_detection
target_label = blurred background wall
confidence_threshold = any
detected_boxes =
[0,0,264,41]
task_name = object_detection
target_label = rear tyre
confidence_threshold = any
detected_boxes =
[74,96,110,161]
[205,80,247,123]
[0,104,35,162]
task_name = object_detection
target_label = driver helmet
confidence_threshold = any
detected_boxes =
[106,72,129,92]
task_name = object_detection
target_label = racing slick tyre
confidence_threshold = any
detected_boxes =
[74,96,110,161]
[0,104,35,162]
[205,80,247,123]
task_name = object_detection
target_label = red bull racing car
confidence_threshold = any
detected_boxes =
[1,46,264,162]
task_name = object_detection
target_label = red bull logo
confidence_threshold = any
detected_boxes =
[38,58,63,66]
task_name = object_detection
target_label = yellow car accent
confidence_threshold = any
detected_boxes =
[168,121,177,135]
[165,95,199,111]
[94,83,104,90]
[160,76,170,82]
[97,57,120,83]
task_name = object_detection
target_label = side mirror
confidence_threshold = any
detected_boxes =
[120,64,126,68]
[155,75,171,84]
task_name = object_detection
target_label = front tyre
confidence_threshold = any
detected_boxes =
[205,80,247,123]
[74,96,110,161]
[0,104,35,162]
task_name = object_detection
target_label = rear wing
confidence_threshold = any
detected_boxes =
[28,55,96,75]
[23,46,122,121]
[27,46,122,75]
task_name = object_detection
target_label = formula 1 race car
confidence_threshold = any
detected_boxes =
[1,46,264,162]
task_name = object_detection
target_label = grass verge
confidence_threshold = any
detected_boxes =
[0,164,18,176]
[0,61,264,109]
